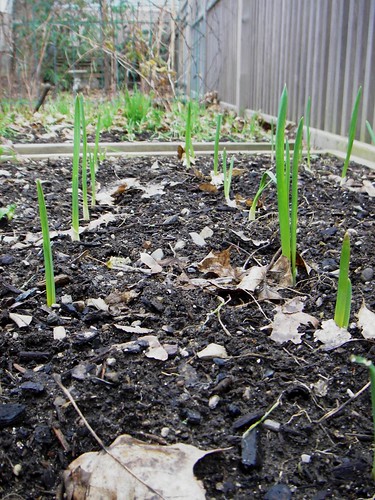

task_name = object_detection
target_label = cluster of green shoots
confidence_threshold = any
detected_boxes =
[274,86,304,285]
[334,232,351,328]
[36,94,102,305]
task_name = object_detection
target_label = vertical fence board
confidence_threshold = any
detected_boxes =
[182,0,375,143]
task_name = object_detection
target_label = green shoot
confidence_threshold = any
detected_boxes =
[305,96,311,170]
[270,120,274,162]
[366,121,375,144]
[36,180,56,307]
[79,95,89,221]
[0,203,16,221]
[350,355,375,481]
[248,171,276,221]
[275,85,290,260]
[334,232,351,328]
[275,86,304,285]
[223,156,234,201]
[88,116,101,208]
[71,95,81,241]
[213,113,222,175]
[290,117,304,285]
[184,101,195,168]
[342,86,362,178]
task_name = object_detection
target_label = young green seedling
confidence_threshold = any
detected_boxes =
[0,203,16,221]
[275,85,304,284]
[334,231,351,328]
[223,156,234,202]
[89,115,101,207]
[305,96,311,170]
[270,119,275,162]
[342,86,362,179]
[213,113,222,175]
[366,120,375,144]
[36,180,56,307]
[184,101,195,168]
[248,171,276,221]
[71,95,81,241]
[350,355,375,480]
[79,95,89,221]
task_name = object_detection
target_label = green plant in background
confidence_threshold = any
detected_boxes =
[305,96,312,170]
[275,85,304,285]
[79,95,89,221]
[184,101,195,168]
[36,180,56,307]
[0,203,16,221]
[366,121,375,144]
[123,87,152,125]
[270,119,275,162]
[334,232,351,328]
[248,171,276,221]
[350,355,375,480]
[71,95,81,241]
[342,86,362,179]
[213,113,222,175]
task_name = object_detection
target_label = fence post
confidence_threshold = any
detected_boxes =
[235,0,244,113]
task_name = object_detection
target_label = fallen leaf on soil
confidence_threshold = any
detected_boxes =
[87,213,117,231]
[197,343,228,359]
[189,227,213,246]
[106,256,132,270]
[114,324,153,334]
[314,319,352,350]
[238,265,267,292]
[63,434,214,499]
[87,298,109,311]
[199,182,218,193]
[198,247,236,278]
[140,335,168,361]
[357,302,375,339]
[268,254,293,287]
[9,312,33,328]
[140,252,163,273]
[270,297,319,344]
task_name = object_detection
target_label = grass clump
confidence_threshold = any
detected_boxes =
[71,95,81,241]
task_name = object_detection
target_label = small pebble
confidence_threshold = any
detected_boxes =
[161,427,170,438]
[361,267,374,282]
[20,381,45,394]
[301,453,311,463]
[241,428,261,468]
[264,483,292,500]
[208,395,220,409]
[183,409,201,425]
[0,404,26,428]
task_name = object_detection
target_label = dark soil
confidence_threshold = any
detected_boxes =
[0,150,375,499]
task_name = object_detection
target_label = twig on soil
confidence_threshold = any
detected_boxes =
[53,374,166,499]
[314,381,371,424]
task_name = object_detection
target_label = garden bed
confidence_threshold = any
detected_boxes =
[0,150,375,499]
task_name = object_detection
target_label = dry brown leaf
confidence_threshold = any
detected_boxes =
[270,297,319,344]
[268,254,293,287]
[199,182,218,193]
[114,324,153,335]
[64,434,214,499]
[198,248,234,277]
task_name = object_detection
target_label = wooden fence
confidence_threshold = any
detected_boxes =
[178,0,375,143]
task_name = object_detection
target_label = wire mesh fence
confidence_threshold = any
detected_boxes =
[0,0,180,100]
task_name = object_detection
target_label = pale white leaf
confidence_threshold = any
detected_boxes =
[270,297,319,344]
[141,182,165,198]
[238,266,267,292]
[87,298,109,311]
[140,252,163,274]
[357,302,375,339]
[314,319,352,350]
[9,312,32,328]
[190,232,207,246]
[115,324,153,334]
[87,213,117,231]
[200,226,214,239]
[140,335,168,360]
[64,434,212,499]
[197,343,228,360]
